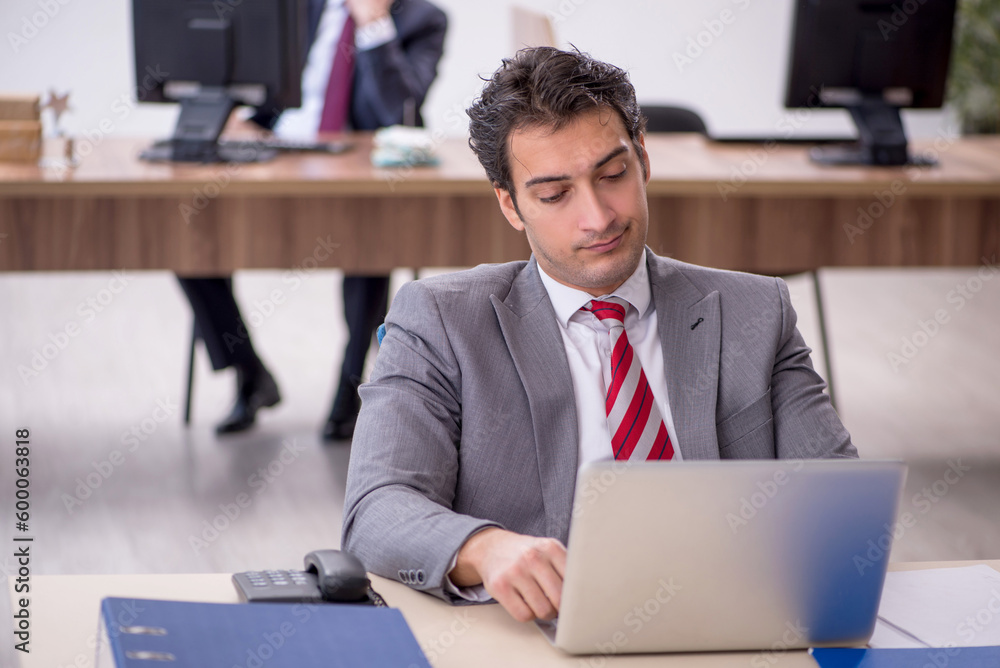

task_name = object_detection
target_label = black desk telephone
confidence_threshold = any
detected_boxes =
[232,549,386,606]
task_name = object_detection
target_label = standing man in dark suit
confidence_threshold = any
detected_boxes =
[178,0,447,437]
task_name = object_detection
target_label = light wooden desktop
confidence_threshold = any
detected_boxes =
[11,560,1000,668]
[0,134,997,275]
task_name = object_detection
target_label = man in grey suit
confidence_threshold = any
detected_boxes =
[342,47,857,623]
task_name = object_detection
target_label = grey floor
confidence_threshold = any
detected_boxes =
[1,266,999,662]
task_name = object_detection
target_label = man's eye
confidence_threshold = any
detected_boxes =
[539,191,565,204]
[605,167,627,181]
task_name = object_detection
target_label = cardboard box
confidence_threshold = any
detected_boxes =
[0,94,41,121]
[0,120,42,162]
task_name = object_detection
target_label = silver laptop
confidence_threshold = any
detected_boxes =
[539,459,906,654]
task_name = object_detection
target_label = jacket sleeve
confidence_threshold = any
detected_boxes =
[770,277,858,459]
[350,0,448,129]
[341,279,502,602]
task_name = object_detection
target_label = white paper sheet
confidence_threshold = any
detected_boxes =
[872,565,1000,648]
[868,617,928,649]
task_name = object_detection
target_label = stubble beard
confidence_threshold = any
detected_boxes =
[535,222,646,294]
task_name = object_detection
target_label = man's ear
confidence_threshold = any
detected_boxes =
[495,186,525,231]
[639,132,651,185]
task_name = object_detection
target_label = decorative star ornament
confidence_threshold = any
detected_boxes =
[43,90,71,132]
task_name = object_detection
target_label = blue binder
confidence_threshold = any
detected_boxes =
[812,646,1000,668]
[96,597,432,668]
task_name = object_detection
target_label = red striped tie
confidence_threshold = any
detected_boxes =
[319,16,356,133]
[584,298,674,461]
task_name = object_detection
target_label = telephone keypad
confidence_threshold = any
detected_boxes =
[232,569,325,603]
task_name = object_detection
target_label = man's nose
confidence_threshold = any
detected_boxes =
[577,184,614,233]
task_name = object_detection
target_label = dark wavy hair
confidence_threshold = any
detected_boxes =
[466,47,646,215]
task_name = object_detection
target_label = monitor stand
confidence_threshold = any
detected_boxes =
[140,88,276,164]
[809,97,936,167]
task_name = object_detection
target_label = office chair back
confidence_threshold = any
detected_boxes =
[640,105,708,134]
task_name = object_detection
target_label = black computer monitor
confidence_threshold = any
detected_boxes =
[132,0,308,162]
[784,0,957,166]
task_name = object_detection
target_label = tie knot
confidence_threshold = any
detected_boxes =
[584,297,628,328]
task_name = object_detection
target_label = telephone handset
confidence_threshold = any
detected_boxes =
[232,549,386,606]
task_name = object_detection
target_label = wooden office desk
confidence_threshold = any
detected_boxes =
[0,135,997,274]
[11,560,1000,668]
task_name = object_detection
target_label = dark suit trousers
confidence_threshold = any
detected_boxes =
[328,275,390,420]
[177,276,389,413]
[177,277,261,371]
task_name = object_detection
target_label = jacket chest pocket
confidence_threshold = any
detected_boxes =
[716,388,775,459]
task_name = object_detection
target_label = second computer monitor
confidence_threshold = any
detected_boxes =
[785,0,957,166]
[132,0,309,162]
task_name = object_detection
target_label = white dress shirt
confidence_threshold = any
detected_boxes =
[538,258,682,466]
[273,1,397,140]
[446,258,680,601]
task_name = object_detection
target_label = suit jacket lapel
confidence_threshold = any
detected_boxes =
[647,251,722,460]
[306,0,325,49]
[491,258,579,544]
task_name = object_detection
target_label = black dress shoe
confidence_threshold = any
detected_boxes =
[322,373,361,442]
[321,415,357,442]
[216,365,281,435]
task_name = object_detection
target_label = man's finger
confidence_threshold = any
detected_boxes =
[514,578,558,621]
[491,586,537,623]
[534,561,564,614]
[550,543,568,579]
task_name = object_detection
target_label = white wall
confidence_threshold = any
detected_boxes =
[1,0,953,141]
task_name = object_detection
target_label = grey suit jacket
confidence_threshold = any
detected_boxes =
[341,249,857,601]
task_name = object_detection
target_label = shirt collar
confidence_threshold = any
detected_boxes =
[537,255,652,328]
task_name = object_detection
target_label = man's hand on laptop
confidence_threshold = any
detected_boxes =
[450,527,566,622]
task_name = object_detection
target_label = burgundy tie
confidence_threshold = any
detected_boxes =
[584,298,674,461]
[319,15,356,133]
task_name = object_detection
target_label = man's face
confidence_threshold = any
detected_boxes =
[495,107,651,297]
